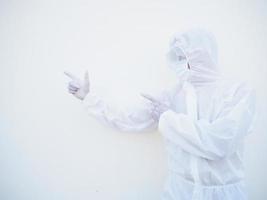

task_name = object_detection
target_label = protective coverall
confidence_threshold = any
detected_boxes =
[81,29,256,200]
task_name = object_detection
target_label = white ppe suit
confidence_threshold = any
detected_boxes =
[82,29,256,200]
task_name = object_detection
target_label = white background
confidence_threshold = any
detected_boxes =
[0,0,267,199]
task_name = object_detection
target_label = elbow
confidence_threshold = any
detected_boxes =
[204,145,235,161]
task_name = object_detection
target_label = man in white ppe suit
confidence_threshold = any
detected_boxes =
[65,29,256,200]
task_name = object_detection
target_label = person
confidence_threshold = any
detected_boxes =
[64,29,256,200]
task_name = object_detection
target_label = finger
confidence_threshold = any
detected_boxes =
[69,82,80,88]
[84,70,89,82]
[68,89,76,94]
[64,71,77,80]
[68,85,78,91]
[69,81,80,88]
[68,85,79,92]
[150,110,159,121]
[140,93,159,103]
[140,93,153,101]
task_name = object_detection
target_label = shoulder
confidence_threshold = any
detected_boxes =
[218,79,256,106]
[232,81,255,100]
[218,79,254,95]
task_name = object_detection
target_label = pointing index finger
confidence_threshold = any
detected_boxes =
[140,93,158,103]
[64,71,76,80]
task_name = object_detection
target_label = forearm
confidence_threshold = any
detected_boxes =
[82,92,157,132]
[158,109,249,160]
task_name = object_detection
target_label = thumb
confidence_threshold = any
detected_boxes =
[84,70,89,83]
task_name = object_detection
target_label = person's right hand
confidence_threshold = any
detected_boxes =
[141,93,170,121]
[64,71,90,100]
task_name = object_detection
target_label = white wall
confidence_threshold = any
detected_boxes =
[1,0,267,199]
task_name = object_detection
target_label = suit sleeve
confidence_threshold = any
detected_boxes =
[82,82,181,132]
[158,86,256,160]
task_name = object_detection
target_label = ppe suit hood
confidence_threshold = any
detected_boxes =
[167,29,221,87]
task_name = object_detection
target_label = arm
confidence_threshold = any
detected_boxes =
[82,91,157,132]
[158,85,256,160]
[64,70,175,132]
[82,83,181,132]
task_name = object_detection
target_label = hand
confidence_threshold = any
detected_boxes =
[64,70,90,100]
[141,93,170,121]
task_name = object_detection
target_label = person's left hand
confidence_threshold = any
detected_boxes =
[141,93,170,121]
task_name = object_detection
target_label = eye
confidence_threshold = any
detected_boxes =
[178,55,186,61]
